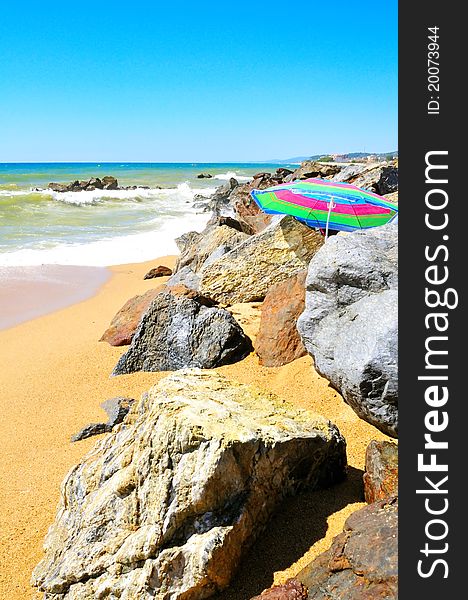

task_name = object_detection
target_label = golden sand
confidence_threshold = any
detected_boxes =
[0,257,391,599]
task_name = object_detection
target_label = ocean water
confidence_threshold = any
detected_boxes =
[0,163,288,267]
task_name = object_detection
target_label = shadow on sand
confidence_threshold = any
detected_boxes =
[214,466,364,599]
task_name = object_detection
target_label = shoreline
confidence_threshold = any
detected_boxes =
[0,253,390,599]
[0,265,110,331]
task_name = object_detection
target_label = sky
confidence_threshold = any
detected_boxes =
[0,1,398,162]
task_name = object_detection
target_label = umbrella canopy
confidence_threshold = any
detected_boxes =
[250,178,398,233]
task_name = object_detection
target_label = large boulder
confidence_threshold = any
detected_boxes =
[174,221,250,275]
[345,164,398,195]
[32,370,347,599]
[363,440,398,503]
[254,271,307,367]
[297,496,398,599]
[199,216,324,304]
[290,161,342,181]
[112,287,252,374]
[297,223,398,437]
[230,182,274,234]
[100,286,165,346]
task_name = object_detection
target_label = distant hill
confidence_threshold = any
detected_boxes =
[265,151,398,164]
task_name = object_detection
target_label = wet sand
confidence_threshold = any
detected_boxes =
[0,256,390,599]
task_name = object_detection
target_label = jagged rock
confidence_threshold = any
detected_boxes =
[197,173,213,178]
[230,183,273,234]
[144,265,173,279]
[100,287,164,346]
[165,265,201,289]
[32,370,347,599]
[290,161,341,180]
[199,216,324,304]
[112,287,252,374]
[297,497,398,599]
[202,178,239,217]
[297,224,398,437]
[174,222,249,275]
[346,164,398,195]
[71,397,135,442]
[251,579,308,599]
[363,440,398,503]
[255,271,307,367]
[47,182,69,192]
[102,175,118,190]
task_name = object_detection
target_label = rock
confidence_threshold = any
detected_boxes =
[199,216,324,304]
[251,579,308,599]
[47,182,69,192]
[197,172,213,178]
[297,496,398,599]
[32,370,347,599]
[112,287,252,374]
[87,177,103,189]
[102,175,118,190]
[297,223,398,437]
[202,178,239,217]
[229,183,274,234]
[101,396,135,428]
[255,271,307,367]
[363,440,398,503]
[174,222,249,275]
[71,397,135,442]
[384,191,398,204]
[165,265,201,289]
[70,422,108,442]
[144,265,173,279]
[290,161,341,180]
[100,287,165,346]
[345,164,398,195]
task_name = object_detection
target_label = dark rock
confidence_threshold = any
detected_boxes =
[297,223,398,437]
[87,177,103,189]
[71,423,108,442]
[297,497,398,599]
[363,440,398,503]
[100,286,165,346]
[112,288,253,374]
[197,172,213,178]
[102,176,118,190]
[70,397,134,442]
[143,265,173,279]
[47,182,69,192]
[255,271,308,367]
[377,166,398,195]
[251,579,308,599]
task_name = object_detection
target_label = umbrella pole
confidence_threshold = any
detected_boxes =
[325,197,335,240]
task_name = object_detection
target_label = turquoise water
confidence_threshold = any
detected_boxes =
[0,163,288,266]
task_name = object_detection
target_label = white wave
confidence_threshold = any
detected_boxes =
[0,182,217,205]
[213,171,251,183]
[0,211,211,267]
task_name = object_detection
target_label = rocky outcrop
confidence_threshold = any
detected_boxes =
[71,397,135,442]
[199,216,324,304]
[197,173,213,178]
[100,287,164,346]
[251,579,308,599]
[47,176,130,192]
[290,161,342,181]
[32,370,347,599]
[297,496,398,599]
[144,265,173,279]
[112,287,252,374]
[174,221,250,275]
[255,271,307,367]
[363,440,398,503]
[345,164,398,195]
[297,223,398,437]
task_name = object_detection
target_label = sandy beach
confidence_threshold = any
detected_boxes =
[0,256,390,599]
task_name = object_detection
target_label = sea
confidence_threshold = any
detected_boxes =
[0,162,290,267]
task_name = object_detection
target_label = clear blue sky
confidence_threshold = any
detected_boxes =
[0,1,398,162]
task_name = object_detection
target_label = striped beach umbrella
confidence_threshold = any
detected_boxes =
[250,178,398,238]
